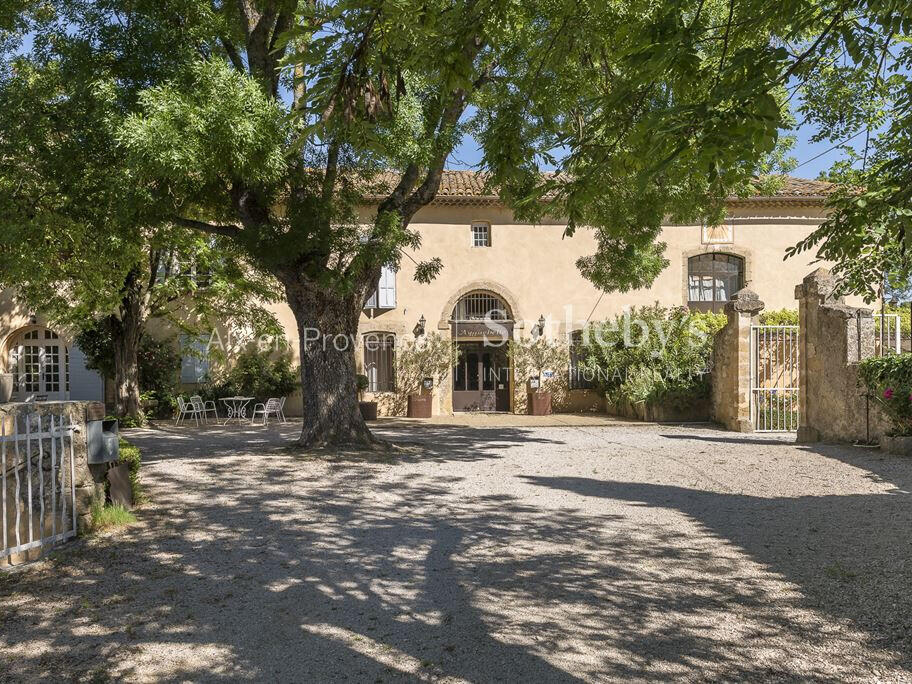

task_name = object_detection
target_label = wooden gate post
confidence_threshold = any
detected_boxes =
[711,288,765,431]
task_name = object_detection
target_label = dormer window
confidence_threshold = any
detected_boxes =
[471,222,491,247]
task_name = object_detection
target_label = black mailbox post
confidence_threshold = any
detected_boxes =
[87,418,119,465]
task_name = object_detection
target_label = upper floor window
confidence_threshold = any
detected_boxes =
[688,253,744,312]
[471,222,491,247]
[363,332,396,392]
[364,265,397,310]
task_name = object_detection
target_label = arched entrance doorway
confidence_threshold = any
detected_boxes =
[6,327,69,402]
[450,291,513,412]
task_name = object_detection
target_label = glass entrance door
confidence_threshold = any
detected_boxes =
[453,343,510,411]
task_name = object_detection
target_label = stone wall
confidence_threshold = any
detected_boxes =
[711,289,765,432]
[1,401,106,566]
[795,269,889,443]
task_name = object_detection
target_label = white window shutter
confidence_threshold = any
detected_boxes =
[180,335,209,383]
[364,288,378,309]
[180,335,197,383]
[378,266,396,309]
[68,344,104,401]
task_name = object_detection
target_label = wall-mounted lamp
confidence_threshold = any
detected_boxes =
[414,314,426,337]
[533,314,546,338]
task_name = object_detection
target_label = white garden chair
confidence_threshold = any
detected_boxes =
[175,396,201,426]
[190,395,219,425]
[251,397,283,426]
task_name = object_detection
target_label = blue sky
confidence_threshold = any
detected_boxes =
[446,123,856,180]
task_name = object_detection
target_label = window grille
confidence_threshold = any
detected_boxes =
[363,333,396,392]
[452,292,509,321]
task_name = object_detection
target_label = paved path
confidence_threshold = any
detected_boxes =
[2,421,912,682]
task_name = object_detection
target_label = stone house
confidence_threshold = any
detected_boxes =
[0,172,853,416]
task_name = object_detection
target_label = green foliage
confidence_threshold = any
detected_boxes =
[877,304,911,337]
[77,326,180,392]
[121,59,290,205]
[759,309,799,326]
[509,336,570,394]
[77,325,182,419]
[396,333,459,395]
[356,374,370,397]
[202,346,299,404]
[110,413,146,429]
[581,306,726,405]
[117,439,145,505]
[0,9,282,421]
[858,355,912,435]
[90,502,137,532]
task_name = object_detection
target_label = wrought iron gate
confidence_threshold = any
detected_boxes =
[750,325,799,432]
[2,413,78,561]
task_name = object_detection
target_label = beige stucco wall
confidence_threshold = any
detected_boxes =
[342,204,840,343]
[0,199,867,417]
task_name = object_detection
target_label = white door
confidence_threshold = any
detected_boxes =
[9,328,68,401]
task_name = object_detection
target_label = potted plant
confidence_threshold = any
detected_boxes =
[398,334,459,418]
[356,373,377,421]
[510,336,566,416]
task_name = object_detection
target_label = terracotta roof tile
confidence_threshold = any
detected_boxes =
[370,171,834,204]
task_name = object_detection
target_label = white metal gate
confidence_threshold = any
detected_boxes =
[750,325,800,432]
[874,313,902,355]
[2,413,78,561]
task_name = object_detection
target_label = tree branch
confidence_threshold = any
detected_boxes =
[322,139,341,203]
[778,10,846,85]
[172,216,241,238]
[220,36,245,73]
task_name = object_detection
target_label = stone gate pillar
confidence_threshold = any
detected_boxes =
[795,268,878,443]
[711,288,764,432]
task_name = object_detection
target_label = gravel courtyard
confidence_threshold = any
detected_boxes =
[2,419,912,682]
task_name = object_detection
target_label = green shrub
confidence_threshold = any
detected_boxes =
[858,354,912,435]
[201,346,299,403]
[90,502,137,531]
[118,438,145,504]
[76,323,181,419]
[759,309,799,326]
[581,305,726,406]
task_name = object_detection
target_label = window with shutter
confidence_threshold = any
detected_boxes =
[364,265,397,310]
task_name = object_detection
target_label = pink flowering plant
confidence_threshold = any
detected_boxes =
[859,355,912,435]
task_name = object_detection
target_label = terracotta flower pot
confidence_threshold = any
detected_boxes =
[407,393,432,418]
[359,401,378,421]
[527,391,552,416]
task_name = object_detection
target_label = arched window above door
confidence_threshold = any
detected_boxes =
[451,291,511,321]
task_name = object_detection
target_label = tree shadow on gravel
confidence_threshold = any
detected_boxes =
[3,427,910,681]
[523,439,912,673]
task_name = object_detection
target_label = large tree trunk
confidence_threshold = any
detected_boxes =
[285,278,375,448]
[111,322,142,421]
[108,276,146,423]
